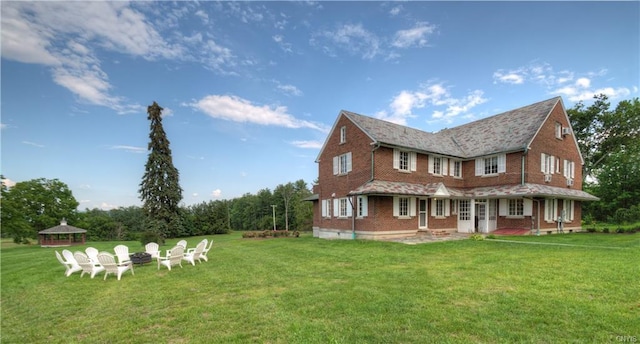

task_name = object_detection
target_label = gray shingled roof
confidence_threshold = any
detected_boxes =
[342,97,561,158]
[38,223,87,234]
[348,180,599,201]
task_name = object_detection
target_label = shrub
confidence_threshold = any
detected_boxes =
[587,228,597,233]
[486,234,496,239]
[616,227,625,233]
[469,234,484,241]
[602,228,610,233]
[242,231,256,238]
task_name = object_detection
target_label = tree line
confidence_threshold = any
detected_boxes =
[1,177,314,243]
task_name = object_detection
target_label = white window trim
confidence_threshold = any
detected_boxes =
[340,126,346,144]
[430,198,450,218]
[356,196,368,218]
[450,160,462,178]
[475,154,506,176]
[393,149,417,172]
[393,196,416,218]
[333,152,352,176]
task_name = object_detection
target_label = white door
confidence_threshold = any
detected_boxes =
[419,199,428,229]
[457,199,473,233]
[476,200,487,233]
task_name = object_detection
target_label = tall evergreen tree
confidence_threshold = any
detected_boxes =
[139,101,183,239]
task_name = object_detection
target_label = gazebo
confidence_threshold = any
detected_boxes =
[38,219,87,247]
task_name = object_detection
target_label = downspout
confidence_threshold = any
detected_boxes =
[522,146,529,185]
[349,196,356,240]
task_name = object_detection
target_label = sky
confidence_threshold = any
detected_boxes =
[1,1,638,211]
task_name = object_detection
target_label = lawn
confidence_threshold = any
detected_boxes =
[1,233,638,343]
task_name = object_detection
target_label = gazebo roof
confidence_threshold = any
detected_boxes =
[38,219,87,234]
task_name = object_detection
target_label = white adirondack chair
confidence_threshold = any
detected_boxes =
[183,240,206,266]
[145,242,160,259]
[85,247,99,263]
[158,246,184,271]
[176,240,187,249]
[55,250,82,277]
[97,252,134,281]
[74,251,105,278]
[200,239,213,262]
[113,245,132,265]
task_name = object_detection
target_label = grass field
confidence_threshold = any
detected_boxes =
[1,232,638,343]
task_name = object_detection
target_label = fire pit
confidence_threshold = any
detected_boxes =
[129,252,152,265]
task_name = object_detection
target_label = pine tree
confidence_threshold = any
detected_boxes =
[139,101,183,239]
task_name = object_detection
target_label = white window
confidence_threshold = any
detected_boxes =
[475,154,506,176]
[562,199,574,222]
[541,153,555,175]
[429,156,448,175]
[393,149,417,172]
[321,199,332,218]
[431,199,450,217]
[544,199,558,222]
[340,126,346,144]
[333,152,352,175]
[357,196,368,217]
[555,122,562,139]
[393,197,416,218]
[564,160,575,179]
[459,200,471,221]
[339,198,348,217]
[499,199,532,217]
[508,199,524,216]
[333,197,352,218]
[451,160,462,178]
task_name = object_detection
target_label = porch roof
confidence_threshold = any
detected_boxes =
[348,180,599,201]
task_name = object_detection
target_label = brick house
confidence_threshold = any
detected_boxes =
[309,96,599,240]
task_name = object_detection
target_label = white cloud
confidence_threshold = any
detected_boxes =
[22,141,45,148]
[378,82,487,125]
[0,123,7,130]
[211,189,222,198]
[311,23,380,59]
[272,34,293,53]
[389,6,403,16]
[2,178,17,188]
[290,140,323,149]
[109,145,146,153]
[392,22,436,48]
[494,62,632,104]
[277,84,303,96]
[190,95,328,132]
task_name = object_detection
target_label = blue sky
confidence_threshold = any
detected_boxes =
[1,1,638,210]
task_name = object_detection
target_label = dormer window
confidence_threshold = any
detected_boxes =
[340,126,346,144]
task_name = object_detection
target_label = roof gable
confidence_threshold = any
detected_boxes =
[339,97,562,159]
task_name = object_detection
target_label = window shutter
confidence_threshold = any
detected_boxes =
[541,154,546,173]
[523,199,533,216]
[444,199,450,217]
[346,198,353,217]
[570,162,575,179]
[430,199,436,216]
[333,156,339,175]
[393,149,399,169]
[321,200,327,217]
[550,155,555,174]
[499,199,507,216]
[333,199,339,217]
[359,196,368,217]
[442,158,448,175]
[498,154,506,173]
[346,152,352,173]
[449,160,455,176]
[410,152,417,171]
[475,158,483,176]
[409,197,416,216]
[563,160,568,178]
[393,197,399,217]
[428,155,434,174]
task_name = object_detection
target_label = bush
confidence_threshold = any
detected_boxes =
[486,234,497,239]
[602,227,610,233]
[469,234,484,241]
[242,231,257,238]
[587,228,597,233]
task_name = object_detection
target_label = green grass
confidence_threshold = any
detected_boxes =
[1,233,638,343]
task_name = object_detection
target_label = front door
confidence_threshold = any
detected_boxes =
[418,199,428,229]
[457,199,473,233]
[475,200,487,233]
